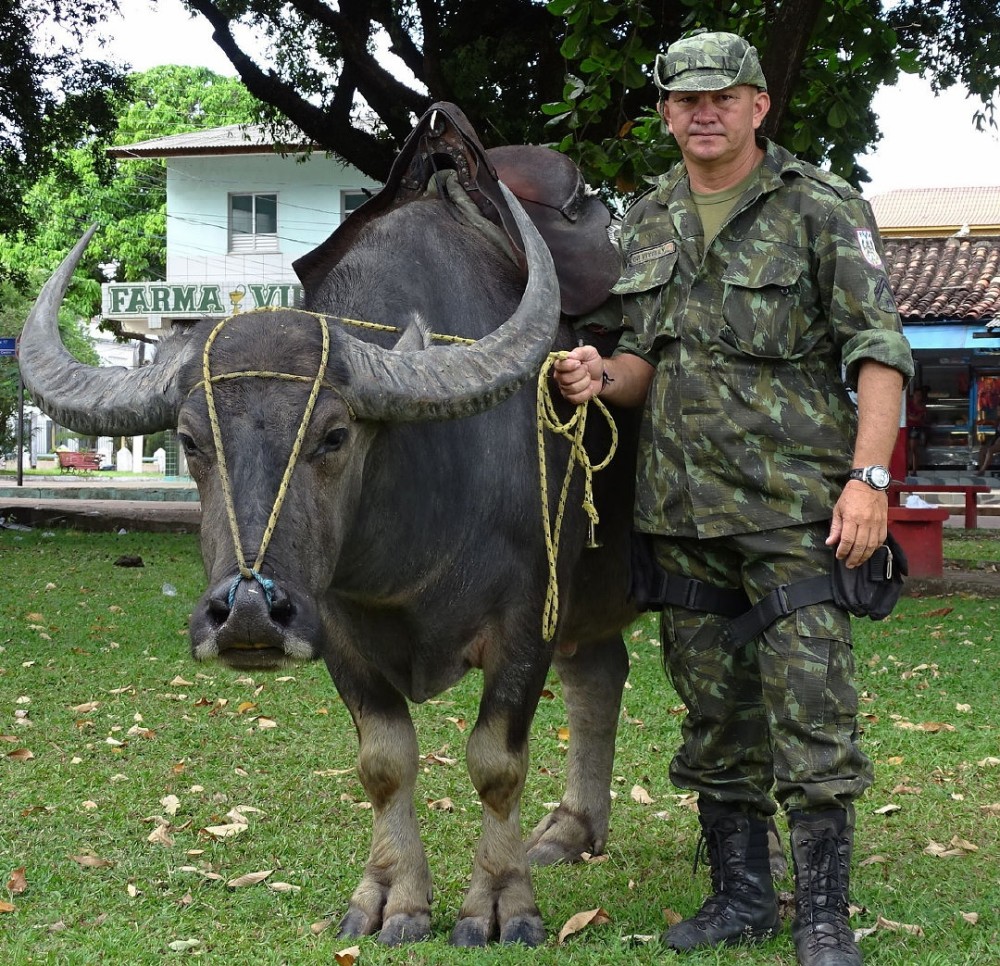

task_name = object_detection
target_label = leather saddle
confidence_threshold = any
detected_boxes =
[293,101,620,317]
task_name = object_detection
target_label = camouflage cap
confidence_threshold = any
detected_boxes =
[654,31,767,93]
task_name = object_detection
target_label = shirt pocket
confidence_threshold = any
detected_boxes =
[612,241,679,350]
[720,247,814,359]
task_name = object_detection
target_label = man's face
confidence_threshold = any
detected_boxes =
[660,85,770,169]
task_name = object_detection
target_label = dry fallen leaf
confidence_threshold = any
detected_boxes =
[558,907,612,943]
[167,939,201,952]
[147,824,175,847]
[7,867,27,894]
[961,911,979,925]
[630,785,653,805]
[874,914,925,937]
[227,869,273,888]
[662,907,684,926]
[0,901,15,914]
[427,797,454,812]
[334,945,361,965]
[873,803,901,815]
[70,854,114,868]
[6,748,34,761]
[267,881,301,893]
[311,917,336,935]
[202,823,247,839]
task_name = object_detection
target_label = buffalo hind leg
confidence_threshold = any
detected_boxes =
[526,633,629,864]
[452,702,545,946]
[334,681,433,945]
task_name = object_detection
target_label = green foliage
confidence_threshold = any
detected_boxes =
[0,1,128,238]
[0,526,998,962]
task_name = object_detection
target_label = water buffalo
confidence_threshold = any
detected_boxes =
[19,104,639,946]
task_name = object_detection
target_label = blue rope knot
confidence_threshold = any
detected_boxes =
[227,570,276,609]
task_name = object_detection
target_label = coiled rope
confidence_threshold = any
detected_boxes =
[195,307,618,637]
[536,353,618,640]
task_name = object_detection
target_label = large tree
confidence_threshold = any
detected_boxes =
[180,0,1000,192]
[0,0,129,241]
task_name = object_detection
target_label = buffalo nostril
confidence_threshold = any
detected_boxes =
[269,585,293,624]
[207,594,231,625]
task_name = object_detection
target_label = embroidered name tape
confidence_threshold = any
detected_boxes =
[628,241,677,265]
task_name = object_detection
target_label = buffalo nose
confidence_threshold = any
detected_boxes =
[205,575,292,628]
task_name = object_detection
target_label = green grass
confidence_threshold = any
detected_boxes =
[1,527,998,964]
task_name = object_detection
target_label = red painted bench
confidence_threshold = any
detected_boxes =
[57,451,102,474]
[888,483,991,530]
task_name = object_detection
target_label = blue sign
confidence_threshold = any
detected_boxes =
[0,337,17,358]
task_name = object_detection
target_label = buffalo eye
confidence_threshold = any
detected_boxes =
[177,432,200,458]
[316,427,348,457]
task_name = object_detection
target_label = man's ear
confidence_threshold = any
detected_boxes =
[659,97,673,133]
[752,90,771,130]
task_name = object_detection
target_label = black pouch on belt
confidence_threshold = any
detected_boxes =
[830,530,908,620]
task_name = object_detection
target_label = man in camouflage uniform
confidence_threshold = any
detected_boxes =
[555,30,913,966]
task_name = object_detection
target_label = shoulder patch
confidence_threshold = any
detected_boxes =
[874,275,897,314]
[856,229,883,268]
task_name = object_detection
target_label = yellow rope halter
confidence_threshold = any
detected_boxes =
[199,311,331,607]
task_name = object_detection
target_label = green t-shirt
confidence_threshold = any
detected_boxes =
[690,164,761,246]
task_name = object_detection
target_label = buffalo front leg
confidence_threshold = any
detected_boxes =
[334,681,432,945]
[527,633,629,864]
[451,696,545,947]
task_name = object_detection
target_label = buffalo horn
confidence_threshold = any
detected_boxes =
[340,181,561,422]
[18,225,192,436]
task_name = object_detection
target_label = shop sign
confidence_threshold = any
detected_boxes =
[102,281,303,318]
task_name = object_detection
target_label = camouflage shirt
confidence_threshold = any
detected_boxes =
[611,138,914,539]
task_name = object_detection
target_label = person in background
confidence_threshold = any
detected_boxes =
[554,30,913,966]
[906,385,928,476]
[977,411,1000,473]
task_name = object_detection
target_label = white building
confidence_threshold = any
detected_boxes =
[102,123,380,338]
[22,124,380,473]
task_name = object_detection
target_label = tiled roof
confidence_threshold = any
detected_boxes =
[884,236,1000,322]
[107,123,314,158]
[871,186,1000,235]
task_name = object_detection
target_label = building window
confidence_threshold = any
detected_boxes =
[341,190,370,223]
[230,193,278,252]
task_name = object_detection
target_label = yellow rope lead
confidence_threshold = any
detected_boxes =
[536,353,618,641]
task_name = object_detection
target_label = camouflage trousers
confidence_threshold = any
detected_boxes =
[652,522,874,817]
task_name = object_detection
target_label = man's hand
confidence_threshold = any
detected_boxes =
[553,345,603,404]
[826,481,888,568]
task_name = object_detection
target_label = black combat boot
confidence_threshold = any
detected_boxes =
[662,800,780,951]
[789,809,863,965]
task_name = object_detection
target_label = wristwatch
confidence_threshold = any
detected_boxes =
[847,465,892,491]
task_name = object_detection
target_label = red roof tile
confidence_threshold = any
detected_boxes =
[884,236,1000,322]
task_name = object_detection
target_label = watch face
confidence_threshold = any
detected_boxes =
[869,466,891,488]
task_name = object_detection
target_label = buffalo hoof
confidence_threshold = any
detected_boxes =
[379,912,431,945]
[337,908,377,939]
[499,914,546,946]
[525,808,595,866]
[450,915,495,947]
